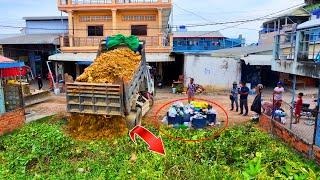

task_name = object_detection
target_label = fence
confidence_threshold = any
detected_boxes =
[259,93,320,163]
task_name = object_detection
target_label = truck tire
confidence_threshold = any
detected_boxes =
[126,108,142,129]
[135,107,142,126]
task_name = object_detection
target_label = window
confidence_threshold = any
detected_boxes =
[122,15,156,21]
[88,26,104,36]
[80,16,112,22]
[131,25,147,36]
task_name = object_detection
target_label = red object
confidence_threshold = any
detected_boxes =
[130,125,165,155]
[0,67,28,78]
[295,98,303,116]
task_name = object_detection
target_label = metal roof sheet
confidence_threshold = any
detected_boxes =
[23,16,68,21]
[0,34,61,45]
[297,18,320,30]
[49,53,97,62]
[173,31,224,38]
[209,45,273,57]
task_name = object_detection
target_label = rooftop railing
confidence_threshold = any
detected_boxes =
[59,0,170,5]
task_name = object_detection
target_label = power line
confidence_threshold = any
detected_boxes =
[192,2,306,38]
[0,13,308,32]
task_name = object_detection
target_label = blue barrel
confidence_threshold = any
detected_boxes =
[168,115,183,125]
[182,114,191,122]
[192,118,207,129]
[207,114,216,124]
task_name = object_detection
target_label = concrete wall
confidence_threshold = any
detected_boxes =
[184,54,241,89]
[26,20,68,34]
[272,60,320,79]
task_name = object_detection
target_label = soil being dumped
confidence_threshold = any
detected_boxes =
[76,48,141,83]
[66,114,128,140]
[66,47,141,140]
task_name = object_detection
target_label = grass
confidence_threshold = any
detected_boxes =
[0,116,319,179]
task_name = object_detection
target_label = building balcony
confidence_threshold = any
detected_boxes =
[272,60,320,78]
[59,35,172,53]
[58,0,172,11]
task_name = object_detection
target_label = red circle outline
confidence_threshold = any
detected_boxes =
[153,97,229,142]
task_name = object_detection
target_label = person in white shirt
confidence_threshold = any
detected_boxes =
[273,82,285,109]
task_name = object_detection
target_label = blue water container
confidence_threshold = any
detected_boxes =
[182,114,191,122]
[192,118,207,129]
[207,114,217,124]
[167,115,183,125]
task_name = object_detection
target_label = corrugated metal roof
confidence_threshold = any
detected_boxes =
[185,45,274,57]
[241,55,273,66]
[263,6,310,24]
[173,31,224,38]
[0,34,60,45]
[297,18,320,30]
[23,16,68,21]
[49,53,97,62]
[0,34,21,40]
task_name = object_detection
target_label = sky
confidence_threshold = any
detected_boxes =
[0,0,305,43]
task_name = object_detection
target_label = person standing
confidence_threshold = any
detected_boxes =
[230,81,239,112]
[187,78,196,103]
[273,82,285,109]
[36,74,43,90]
[251,84,263,115]
[293,92,304,124]
[239,82,250,116]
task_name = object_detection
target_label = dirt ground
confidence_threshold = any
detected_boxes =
[25,87,318,131]
[25,88,253,126]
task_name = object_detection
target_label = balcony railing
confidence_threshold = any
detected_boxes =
[59,0,170,5]
[60,35,171,48]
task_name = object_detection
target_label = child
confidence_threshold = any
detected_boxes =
[187,78,195,103]
[294,92,304,124]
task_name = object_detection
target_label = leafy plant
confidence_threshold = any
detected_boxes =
[0,117,319,179]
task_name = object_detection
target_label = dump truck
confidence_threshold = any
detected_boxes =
[65,40,154,128]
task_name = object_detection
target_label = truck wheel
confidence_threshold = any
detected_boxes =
[126,108,142,129]
[135,107,142,126]
[149,97,154,108]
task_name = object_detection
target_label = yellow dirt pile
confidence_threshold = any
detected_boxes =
[66,114,128,140]
[76,48,141,83]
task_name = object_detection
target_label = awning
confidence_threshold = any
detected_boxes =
[146,53,174,62]
[0,62,25,69]
[0,56,14,63]
[240,55,273,66]
[76,61,93,65]
[0,67,28,78]
[49,53,97,62]
[0,34,61,45]
[297,19,320,30]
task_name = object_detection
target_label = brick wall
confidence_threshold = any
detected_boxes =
[259,114,320,164]
[313,145,320,164]
[0,108,25,136]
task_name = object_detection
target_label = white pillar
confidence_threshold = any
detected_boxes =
[68,11,74,47]
[112,9,117,35]
[158,8,163,47]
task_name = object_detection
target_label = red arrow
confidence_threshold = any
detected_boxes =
[129,125,165,156]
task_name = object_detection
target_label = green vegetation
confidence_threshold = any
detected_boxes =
[0,116,319,179]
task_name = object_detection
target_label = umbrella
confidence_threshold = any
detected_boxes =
[0,55,14,63]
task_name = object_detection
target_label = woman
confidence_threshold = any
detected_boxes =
[187,78,196,103]
[251,84,263,115]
